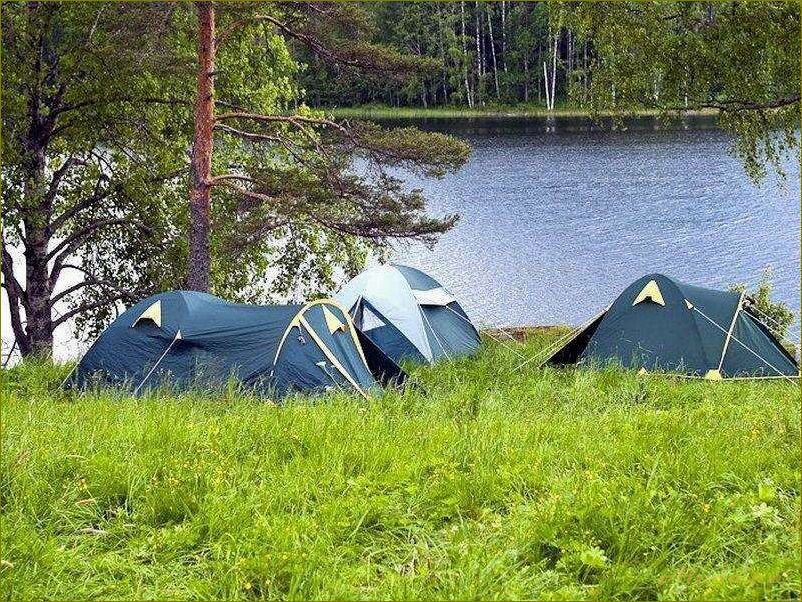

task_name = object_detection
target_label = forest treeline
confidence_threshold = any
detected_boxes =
[304,2,570,109]
[301,2,797,113]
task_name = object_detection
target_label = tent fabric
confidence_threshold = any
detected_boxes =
[546,273,799,379]
[66,291,405,399]
[336,264,481,364]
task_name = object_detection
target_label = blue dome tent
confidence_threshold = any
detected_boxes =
[545,274,799,380]
[66,291,404,398]
[336,264,482,365]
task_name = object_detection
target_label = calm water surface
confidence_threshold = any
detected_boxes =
[385,116,801,333]
[3,116,799,361]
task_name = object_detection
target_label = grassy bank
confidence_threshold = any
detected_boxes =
[1,333,799,600]
[326,104,719,120]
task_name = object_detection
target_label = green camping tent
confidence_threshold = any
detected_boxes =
[545,273,799,380]
[65,291,405,399]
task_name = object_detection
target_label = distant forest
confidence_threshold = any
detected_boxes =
[301,2,596,110]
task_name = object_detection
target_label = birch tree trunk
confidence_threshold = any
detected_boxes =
[487,3,500,98]
[474,1,482,105]
[500,0,508,73]
[543,61,551,109]
[460,1,473,108]
[436,3,448,104]
[523,50,529,102]
[550,31,558,111]
[187,2,216,292]
[583,39,588,103]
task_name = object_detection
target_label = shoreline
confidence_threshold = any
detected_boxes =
[482,325,567,342]
[325,105,719,120]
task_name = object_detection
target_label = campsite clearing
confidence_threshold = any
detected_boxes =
[2,331,799,600]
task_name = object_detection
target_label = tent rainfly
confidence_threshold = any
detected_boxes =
[335,264,482,365]
[545,273,799,380]
[65,291,405,398]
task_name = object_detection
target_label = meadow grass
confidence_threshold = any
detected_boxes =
[1,332,799,600]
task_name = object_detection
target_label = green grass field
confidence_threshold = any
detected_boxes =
[1,332,799,600]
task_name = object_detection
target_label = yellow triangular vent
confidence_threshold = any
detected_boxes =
[632,280,665,307]
[322,305,346,334]
[132,300,162,328]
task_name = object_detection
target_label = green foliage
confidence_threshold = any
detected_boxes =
[1,3,195,341]
[729,267,796,343]
[193,4,470,303]
[2,335,799,600]
[553,2,799,183]
[2,3,469,344]
[304,1,799,182]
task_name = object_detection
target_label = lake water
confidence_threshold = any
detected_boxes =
[384,116,801,336]
[2,115,800,362]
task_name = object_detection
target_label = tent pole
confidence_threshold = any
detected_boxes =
[717,291,745,372]
[690,306,796,384]
[133,330,182,396]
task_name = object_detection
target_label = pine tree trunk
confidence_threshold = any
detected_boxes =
[187,2,216,292]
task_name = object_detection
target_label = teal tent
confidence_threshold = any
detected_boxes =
[546,274,799,380]
[66,291,404,398]
[335,264,481,365]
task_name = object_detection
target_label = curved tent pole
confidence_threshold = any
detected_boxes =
[441,300,482,338]
[444,304,489,340]
[298,315,369,399]
[272,298,372,399]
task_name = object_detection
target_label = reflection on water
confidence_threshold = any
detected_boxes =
[385,116,800,335]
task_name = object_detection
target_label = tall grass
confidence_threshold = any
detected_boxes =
[1,334,799,600]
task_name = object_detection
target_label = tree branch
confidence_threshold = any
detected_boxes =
[209,173,261,187]
[47,217,129,261]
[216,111,350,134]
[50,267,136,306]
[51,96,192,119]
[219,182,278,212]
[214,123,283,144]
[664,94,800,113]
[50,179,116,234]
[53,295,129,330]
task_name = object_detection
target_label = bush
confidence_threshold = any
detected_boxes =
[730,267,795,343]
